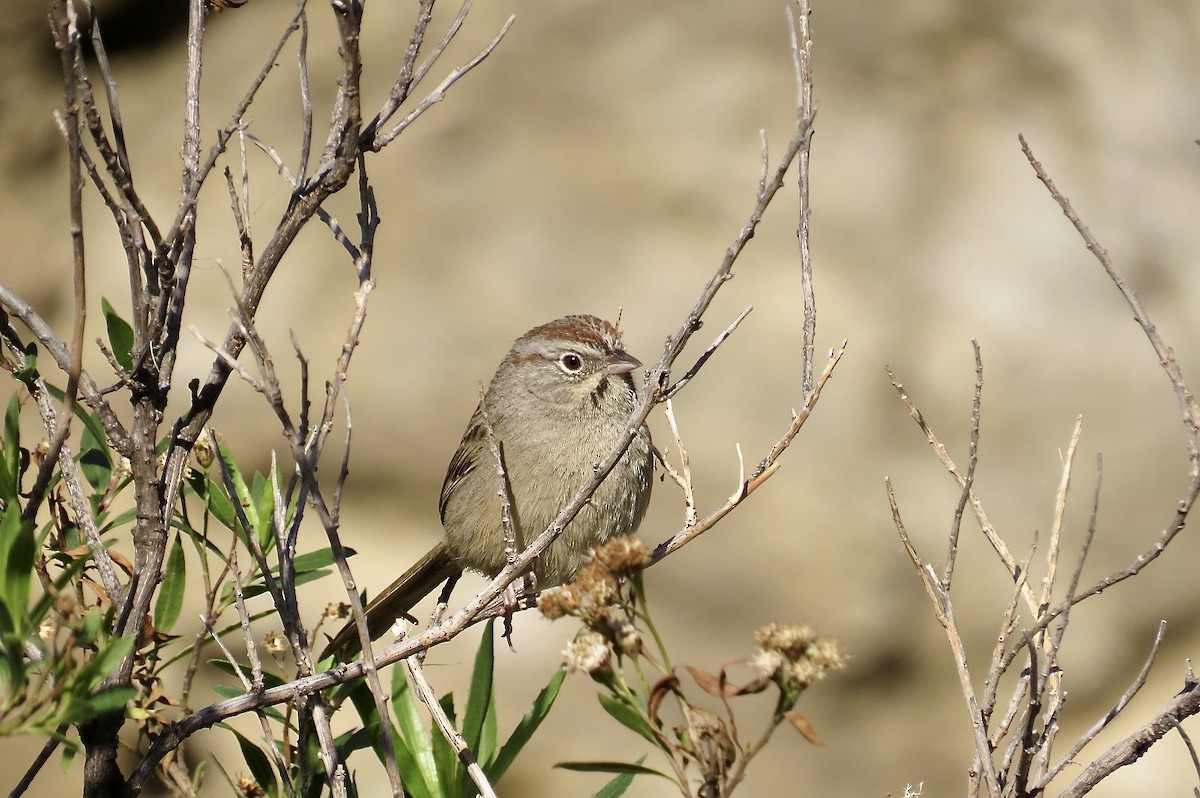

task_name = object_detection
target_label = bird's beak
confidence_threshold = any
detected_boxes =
[603,349,642,376]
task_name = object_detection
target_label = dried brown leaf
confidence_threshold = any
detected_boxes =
[785,709,825,746]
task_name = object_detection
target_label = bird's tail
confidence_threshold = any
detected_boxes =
[322,542,461,659]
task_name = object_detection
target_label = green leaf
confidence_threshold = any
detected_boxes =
[343,679,429,798]
[100,506,138,535]
[78,423,112,493]
[68,636,134,691]
[199,470,237,532]
[566,756,651,798]
[487,665,566,781]
[462,621,495,757]
[216,442,253,540]
[556,759,667,778]
[231,728,279,798]
[101,298,134,372]
[208,659,287,691]
[597,694,660,747]
[431,693,460,798]
[78,685,136,716]
[250,471,275,552]
[0,510,36,635]
[0,394,21,504]
[391,663,438,798]
[282,547,356,576]
[12,341,37,383]
[154,532,186,633]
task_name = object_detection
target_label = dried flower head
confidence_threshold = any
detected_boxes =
[590,535,651,576]
[325,602,351,621]
[563,630,612,676]
[236,773,264,797]
[753,622,845,690]
[262,631,287,656]
[537,583,582,619]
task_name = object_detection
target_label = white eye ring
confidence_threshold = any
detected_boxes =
[558,352,584,373]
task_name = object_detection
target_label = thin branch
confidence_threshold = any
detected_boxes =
[888,366,1038,614]
[943,340,982,587]
[652,343,844,565]
[1020,134,1200,467]
[662,400,697,528]
[1039,416,1083,614]
[26,0,89,524]
[8,724,68,798]
[886,479,1003,798]
[1038,621,1169,789]
[1056,665,1200,798]
[662,306,753,399]
[296,3,313,182]
[373,15,515,150]
[0,287,129,456]
[786,0,817,398]
[405,657,499,798]
[363,0,464,147]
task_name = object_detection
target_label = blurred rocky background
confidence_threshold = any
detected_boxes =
[3,0,1199,795]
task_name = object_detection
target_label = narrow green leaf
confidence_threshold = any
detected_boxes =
[100,506,138,535]
[343,682,427,798]
[597,694,660,747]
[391,663,438,798]
[216,442,253,540]
[78,685,136,716]
[69,637,134,691]
[431,692,461,798]
[281,547,356,576]
[13,341,37,382]
[78,423,112,493]
[556,760,667,778]
[100,298,134,372]
[487,665,566,780]
[0,394,21,504]
[153,532,186,632]
[462,621,495,755]
[231,729,279,798]
[1,511,36,634]
[201,470,237,532]
[250,471,275,552]
[590,769,639,798]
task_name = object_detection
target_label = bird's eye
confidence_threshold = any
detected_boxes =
[558,352,584,373]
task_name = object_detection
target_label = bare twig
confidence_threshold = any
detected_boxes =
[364,0,466,147]
[8,724,68,798]
[888,366,1038,613]
[652,343,844,565]
[373,15,516,150]
[25,0,89,525]
[662,400,698,528]
[886,479,1003,798]
[0,288,129,456]
[662,306,753,399]
[1020,134,1200,465]
[405,657,499,798]
[478,391,518,574]
[787,0,817,397]
[943,340,982,587]
[1055,665,1200,798]
[1006,136,1200,649]
[1038,621,1169,789]
[1039,416,1083,614]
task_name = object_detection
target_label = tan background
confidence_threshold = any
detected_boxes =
[3,0,1199,795]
